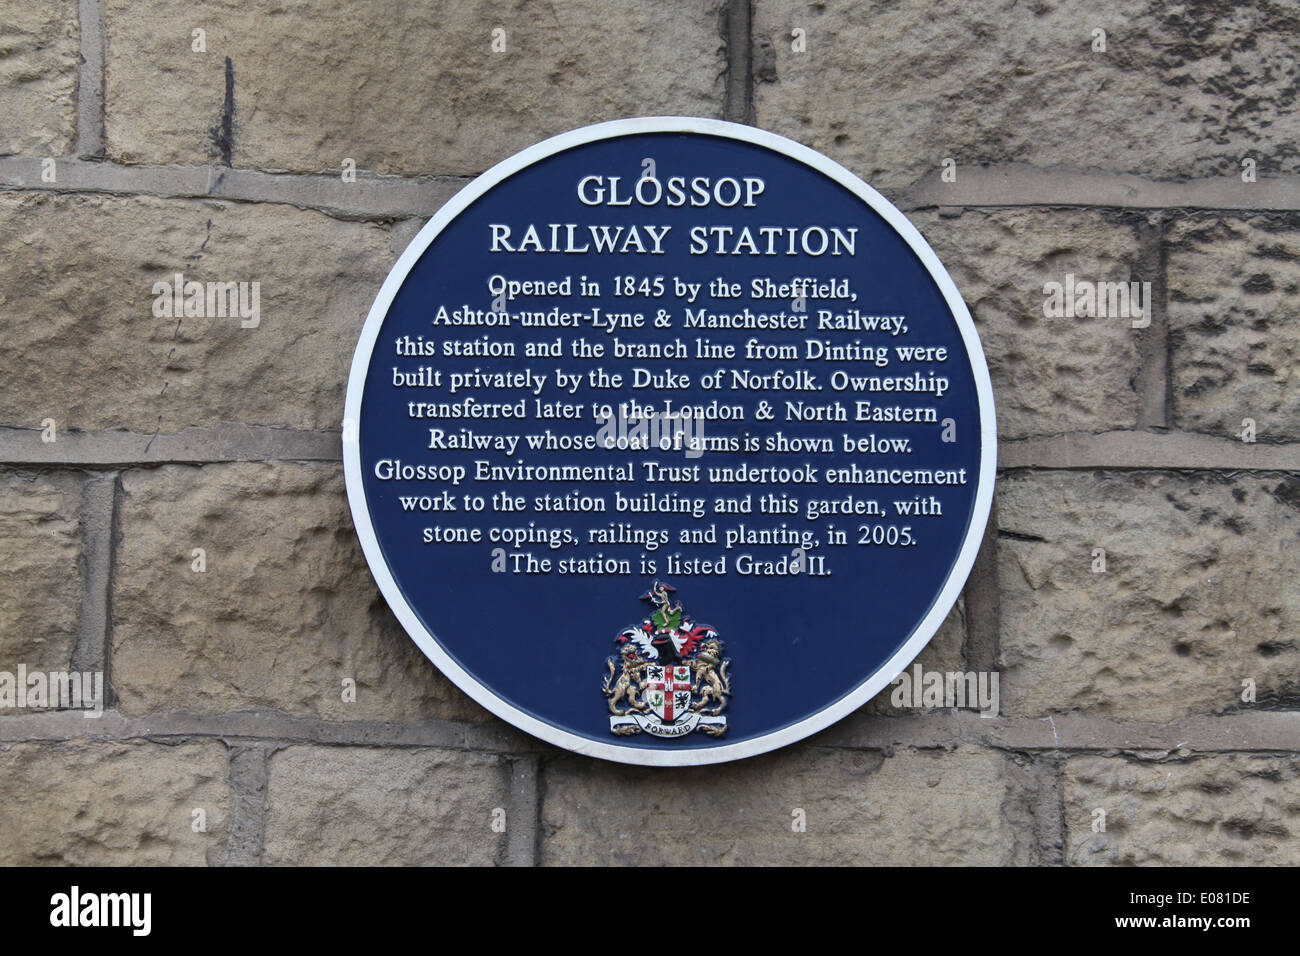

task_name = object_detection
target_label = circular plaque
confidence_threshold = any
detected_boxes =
[344,117,996,765]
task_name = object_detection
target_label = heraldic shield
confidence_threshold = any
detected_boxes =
[603,582,732,738]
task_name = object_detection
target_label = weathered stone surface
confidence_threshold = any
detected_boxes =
[0,741,231,864]
[105,0,725,175]
[998,472,1300,720]
[1168,216,1300,441]
[264,746,507,864]
[1065,754,1300,865]
[0,471,82,692]
[541,745,1038,865]
[112,462,488,723]
[754,0,1300,190]
[0,2,78,156]
[0,192,391,432]
[914,208,1143,439]
[863,598,969,715]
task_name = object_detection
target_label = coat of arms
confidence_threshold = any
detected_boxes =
[602,582,732,738]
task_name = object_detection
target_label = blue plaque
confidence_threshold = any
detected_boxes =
[344,118,996,765]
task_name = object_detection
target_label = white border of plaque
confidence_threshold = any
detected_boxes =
[344,117,997,766]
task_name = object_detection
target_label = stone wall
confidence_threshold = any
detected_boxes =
[1,0,1296,866]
